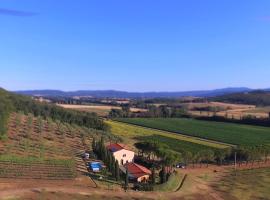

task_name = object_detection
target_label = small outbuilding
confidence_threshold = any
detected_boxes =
[120,162,151,183]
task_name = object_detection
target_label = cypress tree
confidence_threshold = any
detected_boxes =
[150,168,155,184]
[160,166,167,184]
[115,161,120,181]
[125,168,129,191]
[92,137,96,152]
[104,149,108,165]
[111,156,116,177]
[101,136,104,147]
[108,154,112,171]
[100,138,106,160]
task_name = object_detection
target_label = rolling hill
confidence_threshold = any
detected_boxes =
[15,87,253,98]
[0,88,107,140]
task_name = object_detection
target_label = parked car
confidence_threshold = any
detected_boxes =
[176,163,186,169]
[82,152,90,160]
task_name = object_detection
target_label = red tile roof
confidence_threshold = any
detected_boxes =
[124,163,151,178]
[107,143,125,152]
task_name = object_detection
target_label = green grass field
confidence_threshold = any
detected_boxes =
[118,118,270,145]
[107,121,230,149]
[106,121,228,157]
[136,135,217,154]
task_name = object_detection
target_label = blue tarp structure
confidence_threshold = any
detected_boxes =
[89,162,102,172]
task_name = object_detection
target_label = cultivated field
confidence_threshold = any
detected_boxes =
[57,104,147,116]
[186,101,270,119]
[106,120,230,155]
[0,115,269,200]
[0,113,94,180]
[183,101,255,110]
[117,118,270,145]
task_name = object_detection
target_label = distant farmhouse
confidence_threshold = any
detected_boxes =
[107,143,135,165]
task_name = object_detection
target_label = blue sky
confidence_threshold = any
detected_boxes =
[0,0,269,92]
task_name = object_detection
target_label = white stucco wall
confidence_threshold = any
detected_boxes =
[113,149,134,165]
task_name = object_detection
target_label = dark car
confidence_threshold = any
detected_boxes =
[176,163,186,169]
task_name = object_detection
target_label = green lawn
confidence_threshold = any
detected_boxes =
[118,118,270,145]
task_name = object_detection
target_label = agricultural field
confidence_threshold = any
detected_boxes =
[117,118,270,146]
[0,113,96,180]
[212,168,270,200]
[106,120,230,155]
[183,101,255,110]
[180,101,270,119]
[57,104,120,116]
[243,106,270,117]
[57,104,147,116]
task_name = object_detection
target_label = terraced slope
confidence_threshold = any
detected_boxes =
[0,113,95,180]
[0,160,76,179]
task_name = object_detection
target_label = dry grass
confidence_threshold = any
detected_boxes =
[57,104,119,116]
[57,104,147,116]
[182,101,254,110]
[187,101,270,119]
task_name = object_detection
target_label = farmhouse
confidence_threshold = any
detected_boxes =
[120,162,151,183]
[107,143,135,165]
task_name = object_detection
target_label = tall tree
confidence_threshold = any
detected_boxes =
[124,168,129,191]
[150,168,155,185]
[92,137,96,152]
[115,161,120,181]
[214,149,226,165]
[182,151,193,167]
[160,166,167,184]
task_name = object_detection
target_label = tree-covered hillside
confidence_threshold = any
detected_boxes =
[210,90,270,106]
[0,88,107,139]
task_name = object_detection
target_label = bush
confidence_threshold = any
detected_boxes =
[133,183,154,191]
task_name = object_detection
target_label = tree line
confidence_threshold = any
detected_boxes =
[109,105,189,118]
[210,90,270,106]
[92,137,121,181]
[0,89,13,139]
[135,140,270,171]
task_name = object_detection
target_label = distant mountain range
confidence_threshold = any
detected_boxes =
[14,87,262,98]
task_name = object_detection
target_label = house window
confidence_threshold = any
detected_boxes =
[123,154,126,157]
[121,159,124,165]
